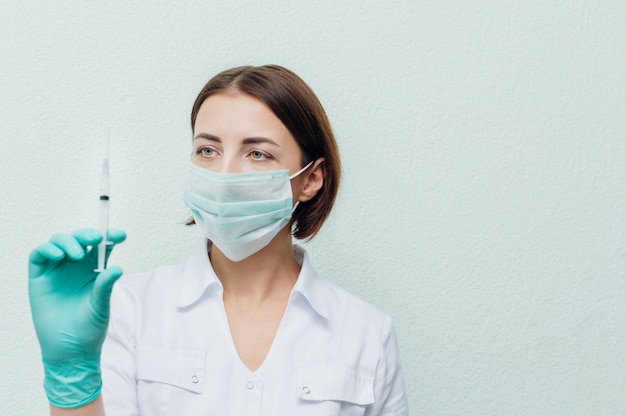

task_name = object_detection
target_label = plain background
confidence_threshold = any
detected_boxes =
[1,1,625,414]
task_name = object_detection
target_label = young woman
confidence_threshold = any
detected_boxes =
[29,65,408,415]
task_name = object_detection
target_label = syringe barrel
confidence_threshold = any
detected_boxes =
[96,197,109,272]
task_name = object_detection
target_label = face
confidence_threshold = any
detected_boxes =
[192,92,305,176]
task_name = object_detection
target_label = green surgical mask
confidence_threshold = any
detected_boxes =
[183,161,313,261]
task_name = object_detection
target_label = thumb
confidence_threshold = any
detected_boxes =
[90,266,123,323]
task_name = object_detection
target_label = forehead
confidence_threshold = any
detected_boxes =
[194,92,291,140]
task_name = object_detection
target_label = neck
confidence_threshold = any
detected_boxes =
[210,228,301,304]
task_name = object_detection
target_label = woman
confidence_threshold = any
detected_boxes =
[29,65,408,415]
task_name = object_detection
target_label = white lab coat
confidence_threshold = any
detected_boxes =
[101,241,408,415]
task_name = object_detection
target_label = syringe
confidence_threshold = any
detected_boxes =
[95,130,111,272]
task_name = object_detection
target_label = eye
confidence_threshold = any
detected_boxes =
[197,147,216,157]
[249,150,271,160]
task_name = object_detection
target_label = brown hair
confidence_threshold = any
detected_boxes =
[190,65,341,240]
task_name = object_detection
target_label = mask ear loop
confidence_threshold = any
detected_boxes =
[289,160,316,213]
[289,160,315,180]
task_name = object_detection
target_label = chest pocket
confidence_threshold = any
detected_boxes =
[136,347,206,393]
[296,363,374,413]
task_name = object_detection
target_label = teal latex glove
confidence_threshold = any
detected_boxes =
[28,228,126,408]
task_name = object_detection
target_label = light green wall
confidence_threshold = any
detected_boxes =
[1,1,625,414]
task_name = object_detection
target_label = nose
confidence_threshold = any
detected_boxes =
[217,157,243,173]
[192,147,246,173]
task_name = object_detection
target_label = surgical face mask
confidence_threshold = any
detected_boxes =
[183,161,314,262]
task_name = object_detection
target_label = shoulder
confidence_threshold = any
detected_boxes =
[110,263,186,308]
[116,263,184,290]
[295,246,394,340]
[112,239,212,297]
[321,278,394,337]
[325,278,390,322]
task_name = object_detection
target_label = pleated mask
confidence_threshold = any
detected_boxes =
[183,161,313,262]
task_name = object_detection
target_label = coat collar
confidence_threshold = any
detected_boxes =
[176,241,333,321]
[176,240,222,307]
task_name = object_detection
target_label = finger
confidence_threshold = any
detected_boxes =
[81,229,126,267]
[29,242,65,265]
[90,266,124,323]
[72,228,103,248]
[49,233,88,262]
[28,243,66,278]
[106,228,127,245]
[103,229,126,265]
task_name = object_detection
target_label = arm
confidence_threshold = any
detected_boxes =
[28,228,126,414]
[100,277,140,414]
[366,316,409,416]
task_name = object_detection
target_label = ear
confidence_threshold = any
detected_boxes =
[298,158,325,202]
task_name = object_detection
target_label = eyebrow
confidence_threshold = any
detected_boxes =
[193,133,220,142]
[193,133,279,147]
[242,137,279,147]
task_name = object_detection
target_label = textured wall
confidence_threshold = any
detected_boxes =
[1,1,625,414]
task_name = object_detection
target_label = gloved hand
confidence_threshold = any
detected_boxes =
[28,228,126,408]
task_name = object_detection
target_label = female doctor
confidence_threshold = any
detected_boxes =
[28,65,408,415]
